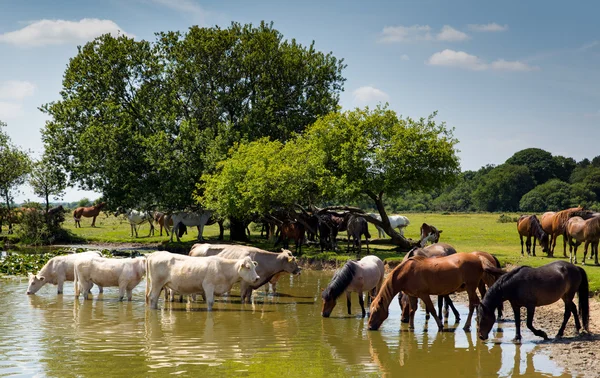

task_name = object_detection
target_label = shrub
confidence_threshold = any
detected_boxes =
[497,214,518,223]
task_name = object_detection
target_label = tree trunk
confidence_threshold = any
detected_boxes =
[363,191,417,251]
[4,194,13,235]
[229,216,249,241]
[218,219,224,240]
[45,193,50,225]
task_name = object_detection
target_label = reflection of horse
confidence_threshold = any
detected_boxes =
[399,243,460,322]
[478,261,589,342]
[368,252,504,332]
[321,255,384,318]
[368,213,410,238]
[419,223,442,247]
[517,215,549,256]
[341,214,370,257]
[73,202,106,228]
[566,216,600,265]
[541,206,584,257]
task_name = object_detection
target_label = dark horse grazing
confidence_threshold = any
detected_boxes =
[477,261,589,342]
[517,214,549,256]
[341,214,370,257]
[73,202,107,228]
[321,255,385,318]
[368,253,504,332]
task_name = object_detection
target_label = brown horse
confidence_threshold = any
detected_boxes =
[517,215,549,256]
[73,202,106,228]
[542,206,584,257]
[566,215,600,265]
[153,212,173,236]
[275,221,305,255]
[368,252,504,332]
[419,223,442,247]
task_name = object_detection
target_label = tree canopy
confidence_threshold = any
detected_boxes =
[41,22,346,210]
[29,158,67,214]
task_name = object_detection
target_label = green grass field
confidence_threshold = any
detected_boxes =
[54,212,600,293]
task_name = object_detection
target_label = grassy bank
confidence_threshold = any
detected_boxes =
[6,212,600,293]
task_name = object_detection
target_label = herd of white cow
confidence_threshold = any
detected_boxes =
[26,245,301,311]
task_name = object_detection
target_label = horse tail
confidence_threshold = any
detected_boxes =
[479,253,505,286]
[491,254,501,269]
[577,266,589,332]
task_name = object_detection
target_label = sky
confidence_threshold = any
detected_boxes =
[1,0,599,202]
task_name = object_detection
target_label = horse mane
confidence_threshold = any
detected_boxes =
[322,261,358,301]
[407,255,428,262]
[482,265,529,309]
[586,216,600,235]
[554,207,584,229]
[529,215,547,240]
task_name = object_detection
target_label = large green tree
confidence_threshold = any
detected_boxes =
[505,148,557,185]
[200,107,460,247]
[519,179,597,212]
[0,121,32,233]
[472,164,535,212]
[41,22,345,212]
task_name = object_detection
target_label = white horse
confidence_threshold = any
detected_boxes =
[114,207,155,237]
[166,210,213,242]
[368,213,410,238]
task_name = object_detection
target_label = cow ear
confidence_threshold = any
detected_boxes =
[288,256,294,262]
[38,276,45,282]
[253,261,258,267]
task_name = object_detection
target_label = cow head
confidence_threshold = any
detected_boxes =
[280,249,301,275]
[26,273,46,295]
[238,257,260,284]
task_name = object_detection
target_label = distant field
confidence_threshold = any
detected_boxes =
[19,211,600,293]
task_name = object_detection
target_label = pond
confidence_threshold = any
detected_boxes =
[0,270,567,377]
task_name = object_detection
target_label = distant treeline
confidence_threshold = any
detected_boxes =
[353,148,600,213]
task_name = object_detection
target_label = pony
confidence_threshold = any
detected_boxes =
[477,261,589,342]
[566,215,600,265]
[153,212,173,237]
[419,223,442,247]
[517,214,549,256]
[114,207,155,237]
[368,252,504,332]
[368,213,410,238]
[341,214,371,257]
[275,221,306,254]
[398,243,460,323]
[317,212,343,252]
[73,202,106,228]
[321,255,385,318]
[541,206,584,257]
[165,210,213,242]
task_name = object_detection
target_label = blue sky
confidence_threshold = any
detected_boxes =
[1,0,599,202]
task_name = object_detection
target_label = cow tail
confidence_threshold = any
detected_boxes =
[577,266,589,332]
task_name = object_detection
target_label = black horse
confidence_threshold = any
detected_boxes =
[477,261,589,342]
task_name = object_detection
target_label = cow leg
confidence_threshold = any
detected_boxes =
[358,292,366,318]
[203,284,215,311]
[346,291,352,315]
[240,282,250,304]
[97,284,104,294]
[118,283,126,301]
[57,278,65,294]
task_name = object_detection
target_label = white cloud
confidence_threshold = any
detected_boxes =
[0,102,23,119]
[400,54,410,61]
[467,23,509,32]
[0,19,131,47]
[427,49,487,71]
[437,25,470,42]
[150,0,210,24]
[0,81,35,100]
[427,49,539,72]
[352,86,389,105]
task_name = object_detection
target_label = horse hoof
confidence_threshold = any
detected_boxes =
[463,326,471,332]
[555,333,563,339]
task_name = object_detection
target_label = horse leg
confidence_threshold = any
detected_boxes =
[526,236,531,256]
[421,295,443,330]
[573,243,579,265]
[594,241,599,266]
[562,233,568,258]
[526,306,548,340]
[446,296,461,322]
[570,301,582,333]
[583,241,590,265]
[92,215,97,227]
[551,233,557,257]
[358,292,366,318]
[346,291,352,315]
[511,302,522,342]
[438,295,443,319]
[519,235,524,255]
[463,287,480,331]
[532,236,537,256]
[408,296,418,329]
[556,298,574,338]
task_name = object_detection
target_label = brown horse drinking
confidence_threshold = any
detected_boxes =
[321,255,385,318]
[477,261,589,342]
[517,215,549,256]
[368,253,504,332]
[73,202,107,228]
[566,215,600,265]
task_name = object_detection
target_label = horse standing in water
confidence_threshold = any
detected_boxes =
[321,255,385,318]
[73,202,107,228]
[517,215,549,256]
[477,261,589,342]
[368,252,504,332]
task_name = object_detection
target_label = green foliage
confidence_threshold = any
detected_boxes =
[29,158,67,212]
[16,208,70,245]
[0,121,32,210]
[0,252,61,276]
[505,148,557,185]
[41,22,345,210]
[77,198,92,207]
[570,165,600,199]
[553,155,577,182]
[519,179,597,212]
[497,214,519,223]
[473,164,535,211]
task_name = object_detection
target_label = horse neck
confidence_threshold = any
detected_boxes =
[376,265,406,308]
[481,279,505,310]
[530,217,545,239]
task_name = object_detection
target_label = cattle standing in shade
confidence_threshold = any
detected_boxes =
[145,252,260,310]
[74,256,146,301]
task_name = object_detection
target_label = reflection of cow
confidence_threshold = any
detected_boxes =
[26,251,103,295]
[74,256,146,301]
[145,251,260,310]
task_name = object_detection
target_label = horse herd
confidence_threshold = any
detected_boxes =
[517,206,600,265]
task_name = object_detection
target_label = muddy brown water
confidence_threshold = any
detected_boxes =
[0,270,568,377]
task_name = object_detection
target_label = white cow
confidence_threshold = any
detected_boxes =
[26,251,104,295]
[145,251,259,310]
[114,207,155,237]
[188,243,262,257]
[368,213,410,238]
[74,256,147,301]
[165,211,213,242]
